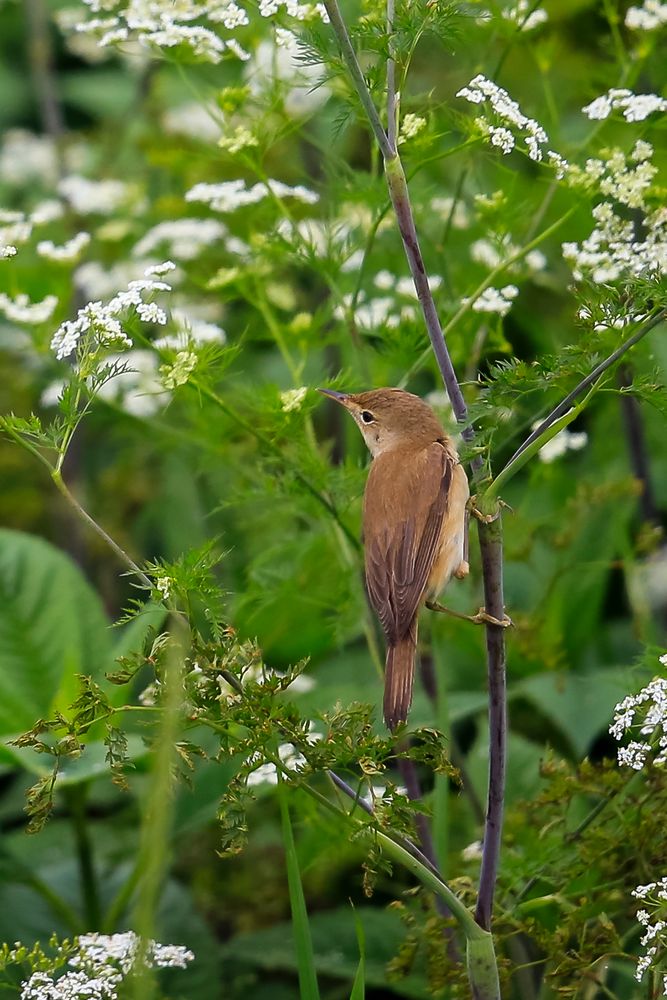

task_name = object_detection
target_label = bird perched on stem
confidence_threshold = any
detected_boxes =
[319,387,470,730]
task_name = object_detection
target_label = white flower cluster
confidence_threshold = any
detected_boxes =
[280,386,308,411]
[69,0,328,66]
[133,218,226,260]
[218,125,258,153]
[562,199,666,285]
[186,178,318,212]
[246,742,305,787]
[50,262,174,361]
[610,656,667,771]
[456,74,552,162]
[633,880,667,985]
[463,284,518,317]
[583,88,667,122]
[245,30,330,117]
[532,420,587,463]
[154,306,226,350]
[0,129,59,187]
[501,0,548,30]
[37,232,91,262]
[398,113,426,144]
[333,273,443,330]
[0,293,59,325]
[21,932,193,1000]
[0,209,34,248]
[0,244,17,259]
[470,236,546,273]
[58,175,132,216]
[625,0,667,30]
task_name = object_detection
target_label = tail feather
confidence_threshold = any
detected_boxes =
[383,622,418,731]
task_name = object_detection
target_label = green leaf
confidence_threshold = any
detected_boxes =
[0,530,111,738]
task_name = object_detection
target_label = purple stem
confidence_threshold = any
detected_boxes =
[321,0,507,934]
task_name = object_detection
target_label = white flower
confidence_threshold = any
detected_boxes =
[0,293,58,324]
[0,129,58,186]
[625,0,667,30]
[30,199,66,225]
[58,175,130,215]
[463,284,518,316]
[532,418,587,463]
[154,306,226,349]
[163,101,222,142]
[280,386,308,412]
[374,270,395,290]
[160,349,198,388]
[462,840,484,861]
[582,88,667,122]
[134,219,226,260]
[218,125,258,153]
[145,260,176,276]
[137,301,167,325]
[37,231,91,262]
[430,196,470,229]
[186,178,318,212]
[0,244,17,258]
[502,0,548,30]
[20,932,193,999]
[245,32,330,117]
[97,350,170,416]
[398,113,426,143]
[489,126,515,154]
[457,74,552,162]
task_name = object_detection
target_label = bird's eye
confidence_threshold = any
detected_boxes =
[360,410,375,424]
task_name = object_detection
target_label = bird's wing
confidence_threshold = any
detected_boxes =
[363,441,452,643]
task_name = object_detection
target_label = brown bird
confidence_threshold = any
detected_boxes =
[319,387,469,730]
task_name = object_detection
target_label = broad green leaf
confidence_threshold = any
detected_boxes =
[0,529,111,736]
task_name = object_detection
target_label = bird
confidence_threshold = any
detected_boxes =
[319,387,469,730]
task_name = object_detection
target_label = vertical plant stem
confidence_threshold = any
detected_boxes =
[321,0,508,942]
[386,0,398,154]
[65,786,101,929]
[24,0,64,140]
[129,633,185,1000]
[474,516,506,931]
[278,775,321,1000]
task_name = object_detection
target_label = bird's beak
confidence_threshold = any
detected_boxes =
[317,388,350,406]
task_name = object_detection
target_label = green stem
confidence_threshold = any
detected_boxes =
[321,0,392,160]
[50,469,153,590]
[65,786,101,929]
[277,774,321,1000]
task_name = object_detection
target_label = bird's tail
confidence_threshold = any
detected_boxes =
[383,621,418,731]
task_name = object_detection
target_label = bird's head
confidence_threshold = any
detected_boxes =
[318,387,446,457]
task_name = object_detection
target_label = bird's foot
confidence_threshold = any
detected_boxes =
[426,600,513,628]
[467,495,513,524]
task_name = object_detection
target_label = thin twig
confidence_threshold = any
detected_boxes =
[386,0,398,154]
[493,310,667,494]
[322,0,393,160]
[51,469,154,591]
